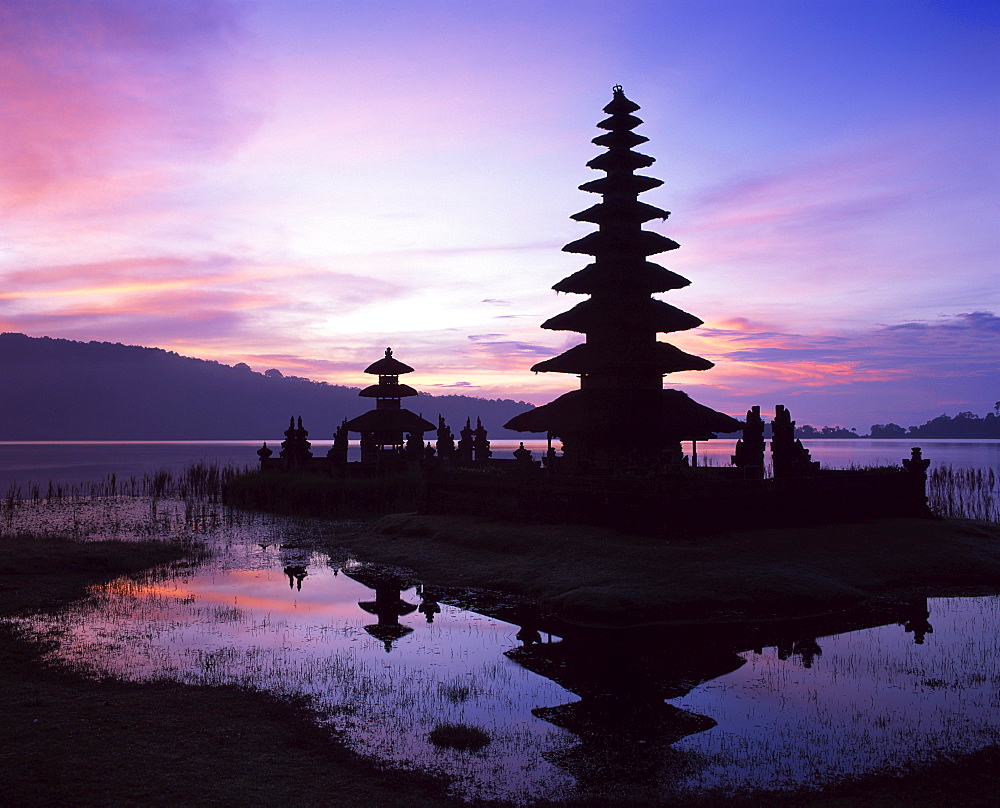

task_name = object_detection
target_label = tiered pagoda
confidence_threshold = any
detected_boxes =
[344,348,434,463]
[505,86,740,471]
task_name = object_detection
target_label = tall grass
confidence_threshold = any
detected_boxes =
[0,461,251,518]
[929,465,999,522]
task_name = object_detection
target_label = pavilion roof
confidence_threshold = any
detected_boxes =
[585,149,655,172]
[597,112,642,131]
[541,298,702,335]
[530,341,713,375]
[343,408,434,434]
[603,90,641,115]
[578,173,662,196]
[364,347,414,375]
[359,382,419,398]
[570,198,668,226]
[563,229,680,257]
[592,129,648,149]
[552,261,691,295]
[504,388,742,437]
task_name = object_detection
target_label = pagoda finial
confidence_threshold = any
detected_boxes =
[385,347,392,358]
[613,84,623,94]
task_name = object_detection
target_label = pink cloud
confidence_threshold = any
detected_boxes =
[0,0,248,212]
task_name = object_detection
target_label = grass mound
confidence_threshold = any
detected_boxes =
[428,723,491,752]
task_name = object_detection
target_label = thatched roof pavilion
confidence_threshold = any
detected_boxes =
[505,87,740,471]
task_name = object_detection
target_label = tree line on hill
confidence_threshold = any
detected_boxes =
[868,407,1000,439]
[0,333,533,440]
[754,406,1000,439]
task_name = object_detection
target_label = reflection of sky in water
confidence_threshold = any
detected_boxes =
[671,597,1000,791]
[21,536,578,804]
[7,498,1000,802]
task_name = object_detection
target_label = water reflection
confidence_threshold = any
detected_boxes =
[417,585,441,623]
[5,499,1000,803]
[344,566,419,652]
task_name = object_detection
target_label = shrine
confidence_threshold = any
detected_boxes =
[504,86,740,472]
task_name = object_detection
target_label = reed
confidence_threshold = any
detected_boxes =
[222,470,425,518]
[929,465,999,523]
[0,462,253,517]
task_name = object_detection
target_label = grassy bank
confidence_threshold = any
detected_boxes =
[344,513,1000,628]
[223,469,425,517]
[0,533,453,807]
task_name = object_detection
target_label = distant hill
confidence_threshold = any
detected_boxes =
[0,333,534,440]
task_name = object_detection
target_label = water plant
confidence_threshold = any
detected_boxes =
[929,464,999,523]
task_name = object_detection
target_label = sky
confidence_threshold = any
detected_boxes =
[1,0,997,431]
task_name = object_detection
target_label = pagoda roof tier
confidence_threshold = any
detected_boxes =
[344,408,434,434]
[359,382,419,398]
[585,149,654,172]
[579,174,663,196]
[563,229,680,257]
[603,89,641,115]
[541,298,702,335]
[570,199,668,226]
[530,342,714,375]
[597,113,642,131]
[592,129,648,149]
[552,261,691,294]
[364,348,414,375]
[358,599,418,618]
[504,388,742,437]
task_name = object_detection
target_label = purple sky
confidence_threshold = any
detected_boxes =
[1,0,997,430]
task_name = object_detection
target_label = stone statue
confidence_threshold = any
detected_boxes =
[732,405,765,479]
[771,404,819,479]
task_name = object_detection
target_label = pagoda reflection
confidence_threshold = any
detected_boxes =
[342,565,419,652]
[506,597,936,791]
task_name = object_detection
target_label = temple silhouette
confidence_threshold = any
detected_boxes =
[504,86,740,472]
[254,87,932,532]
[343,348,435,467]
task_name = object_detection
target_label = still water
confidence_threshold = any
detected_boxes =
[7,499,1000,803]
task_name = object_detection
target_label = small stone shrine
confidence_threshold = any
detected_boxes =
[280,416,313,470]
[732,405,766,479]
[504,86,741,472]
[771,404,820,478]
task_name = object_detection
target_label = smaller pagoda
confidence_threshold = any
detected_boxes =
[343,348,434,464]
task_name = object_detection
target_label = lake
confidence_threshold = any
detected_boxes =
[6,497,1000,803]
[1,438,997,491]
